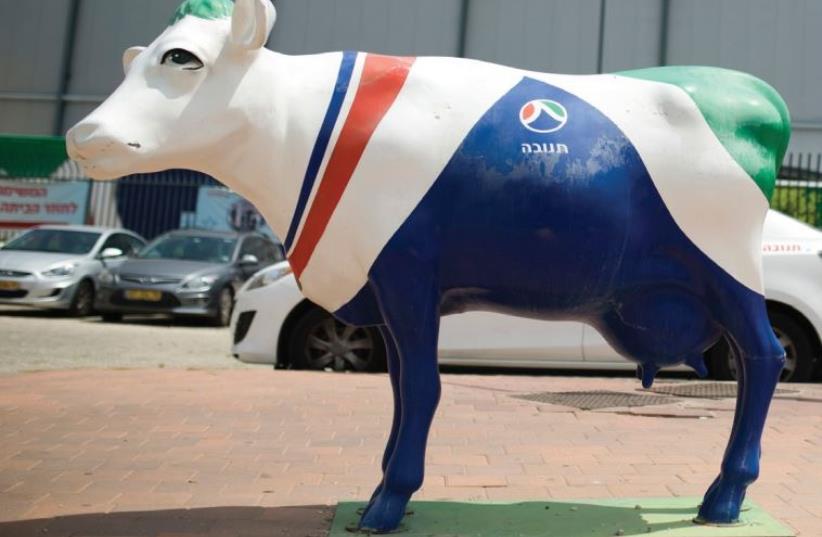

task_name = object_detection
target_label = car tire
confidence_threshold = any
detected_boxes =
[68,280,95,317]
[708,310,816,383]
[101,313,123,323]
[210,287,234,327]
[288,307,387,372]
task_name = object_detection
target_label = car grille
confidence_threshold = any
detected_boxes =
[110,290,181,308]
[234,311,256,344]
[119,274,182,286]
[0,269,31,278]
[0,289,28,299]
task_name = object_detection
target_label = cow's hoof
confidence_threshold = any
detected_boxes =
[356,482,384,520]
[697,477,746,524]
[357,490,410,534]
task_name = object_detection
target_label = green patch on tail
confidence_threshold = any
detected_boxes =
[170,0,234,26]
[619,66,791,202]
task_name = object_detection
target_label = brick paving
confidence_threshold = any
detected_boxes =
[0,369,821,536]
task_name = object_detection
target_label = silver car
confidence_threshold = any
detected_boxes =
[0,225,146,315]
[95,230,284,326]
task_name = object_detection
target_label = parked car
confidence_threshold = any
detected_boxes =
[96,229,284,326]
[0,225,146,316]
[231,210,822,382]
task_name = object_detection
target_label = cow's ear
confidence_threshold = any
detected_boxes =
[122,46,146,75]
[231,0,276,50]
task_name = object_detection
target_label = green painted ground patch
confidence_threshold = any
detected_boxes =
[331,498,793,537]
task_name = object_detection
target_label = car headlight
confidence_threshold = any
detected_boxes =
[246,264,293,291]
[42,263,77,278]
[182,273,220,291]
[98,269,117,284]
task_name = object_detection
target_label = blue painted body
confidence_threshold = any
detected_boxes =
[332,77,785,532]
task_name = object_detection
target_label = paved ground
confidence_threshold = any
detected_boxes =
[1,368,821,536]
[0,306,252,374]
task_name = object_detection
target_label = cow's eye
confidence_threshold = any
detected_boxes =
[161,48,203,70]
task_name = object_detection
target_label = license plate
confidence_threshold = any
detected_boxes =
[0,280,20,291]
[124,289,163,302]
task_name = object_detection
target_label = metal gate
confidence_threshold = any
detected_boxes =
[774,152,822,228]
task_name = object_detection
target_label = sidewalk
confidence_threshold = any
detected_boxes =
[0,369,820,536]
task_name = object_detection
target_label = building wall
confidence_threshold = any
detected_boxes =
[0,1,71,135]
[269,0,464,57]
[462,0,601,74]
[0,0,819,155]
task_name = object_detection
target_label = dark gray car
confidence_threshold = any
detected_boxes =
[95,229,284,326]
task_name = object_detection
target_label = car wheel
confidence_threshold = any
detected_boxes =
[69,280,95,317]
[708,310,816,383]
[211,287,234,327]
[101,313,123,323]
[289,308,386,372]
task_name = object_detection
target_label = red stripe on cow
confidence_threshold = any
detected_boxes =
[289,54,415,278]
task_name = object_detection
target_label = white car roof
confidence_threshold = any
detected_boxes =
[34,224,111,232]
[764,210,822,240]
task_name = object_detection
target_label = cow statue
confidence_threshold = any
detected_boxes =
[67,0,791,532]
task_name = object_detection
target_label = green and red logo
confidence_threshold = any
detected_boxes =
[520,99,568,134]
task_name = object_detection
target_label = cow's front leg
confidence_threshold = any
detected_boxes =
[358,279,441,533]
[698,295,784,523]
[363,326,402,510]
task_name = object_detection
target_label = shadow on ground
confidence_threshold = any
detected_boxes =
[88,315,216,328]
[0,307,63,319]
[0,305,217,328]
[0,505,333,537]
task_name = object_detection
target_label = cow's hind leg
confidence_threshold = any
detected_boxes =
[698,290,784,523]
[358,274,441,533]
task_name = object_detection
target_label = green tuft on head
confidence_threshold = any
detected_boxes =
[170,0,234,26]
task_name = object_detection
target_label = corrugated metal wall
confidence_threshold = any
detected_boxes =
[0,0,820,152]
[0,1,70,135]
[463,0,601,73]
[269,0,464,57]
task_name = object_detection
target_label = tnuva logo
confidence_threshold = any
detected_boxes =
[519,99,568,134]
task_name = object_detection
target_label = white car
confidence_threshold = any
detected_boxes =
[231,211,822,382]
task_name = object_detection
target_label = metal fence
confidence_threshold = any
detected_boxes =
[109,170,221,239]
[0,168,223,243]
[774,152,822,228]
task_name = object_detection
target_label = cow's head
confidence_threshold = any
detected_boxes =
[67,0,277,180]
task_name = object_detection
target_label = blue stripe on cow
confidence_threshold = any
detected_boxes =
[335,76,768,372]
[284,50,357,251]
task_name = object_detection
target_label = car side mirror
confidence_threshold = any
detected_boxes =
[100,247,124,259]
[240,254,259,266]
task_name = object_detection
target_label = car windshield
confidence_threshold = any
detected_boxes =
[138,235,237,263]
[2,229,101,255]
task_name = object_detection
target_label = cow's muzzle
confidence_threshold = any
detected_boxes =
[66,122,144,180]
[66,123,120,161]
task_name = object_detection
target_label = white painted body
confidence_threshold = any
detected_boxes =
[231,210,822,370]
